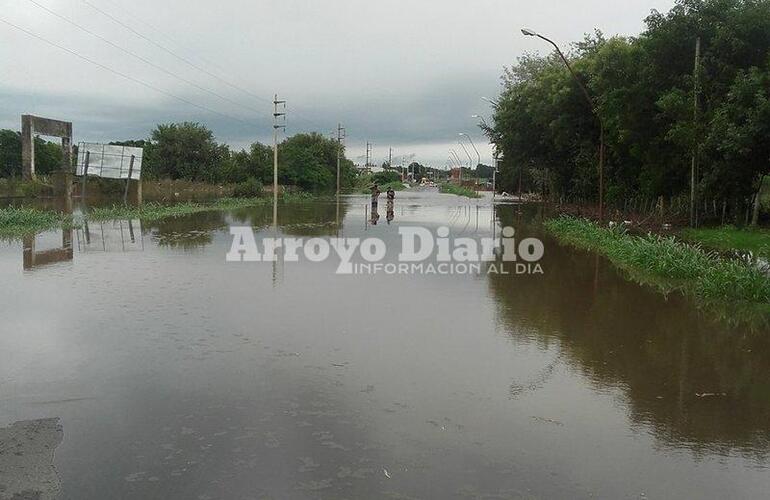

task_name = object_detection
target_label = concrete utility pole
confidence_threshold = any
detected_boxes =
[690,37,701,228]
[337,123,345,196]
[273,94,286,224]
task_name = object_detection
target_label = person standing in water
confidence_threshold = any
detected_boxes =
[370,184,381,225]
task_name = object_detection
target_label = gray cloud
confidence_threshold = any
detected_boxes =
[0,0,676,165]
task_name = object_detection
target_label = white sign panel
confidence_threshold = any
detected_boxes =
[76,142,143,180]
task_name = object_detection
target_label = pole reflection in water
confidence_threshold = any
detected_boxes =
[22,229,74,270]
[76,220,144,253]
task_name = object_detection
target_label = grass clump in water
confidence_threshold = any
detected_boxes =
[0,206,73,237]
[439,183,481,198]
[87,197,269,222]
[545,216,770,306]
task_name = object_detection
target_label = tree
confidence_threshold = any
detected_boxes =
[144,122,228,182]
[0,129,62,178]
[488,0,770,221]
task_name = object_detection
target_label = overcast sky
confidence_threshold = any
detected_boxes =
[0,0,676,167]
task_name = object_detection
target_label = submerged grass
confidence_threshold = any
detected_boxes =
[681,226,770,258]
[439,183,481,198]
[86,197,268,222]
[0,206,73,238]
[545,216,770,308]
[0,193,330,237]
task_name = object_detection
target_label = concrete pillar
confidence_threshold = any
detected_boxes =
[21,115,35,181]
[51,170,72,198]
[61,135,72,171]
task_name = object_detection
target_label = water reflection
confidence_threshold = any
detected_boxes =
[77,220,143,253]
[22,229,73,270]
[489,204,770,454]
[2,193,769,498]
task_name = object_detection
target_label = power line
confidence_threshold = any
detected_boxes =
[0,16,253,125]
[26,0,265,116]
[79,0,331,133]
[81,0,271,105]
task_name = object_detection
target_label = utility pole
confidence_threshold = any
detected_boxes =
[273,94,286,225]
[336,123,345,196]
[690,37,701,228]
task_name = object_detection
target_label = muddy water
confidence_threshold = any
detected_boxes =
[0,190,768,499]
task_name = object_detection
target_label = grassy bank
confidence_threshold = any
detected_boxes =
[681,226,770,258]
[545,216,770,309]
[439,183,481,198]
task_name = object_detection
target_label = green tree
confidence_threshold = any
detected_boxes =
[145,122,228,182]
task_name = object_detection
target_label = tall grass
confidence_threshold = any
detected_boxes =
[439,183,481,198]
[545,216,770,306]
[681,226,770,258]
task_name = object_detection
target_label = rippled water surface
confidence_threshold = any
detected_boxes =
[0,191,768,499]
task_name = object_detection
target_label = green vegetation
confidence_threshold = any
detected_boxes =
[85,198,268,222]
[119,124,357,191]
[681,226,770,257]
[0,122,359,195]
[545,216,770,308]
[0,130,63,178]
[0,178,53,198]
[489,0,770,224]
[439,183,481,198]
[355,171,406,194]
[0,192,332,237]
[0,206,73,237]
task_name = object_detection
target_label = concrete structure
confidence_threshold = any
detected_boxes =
[21,114,73,181]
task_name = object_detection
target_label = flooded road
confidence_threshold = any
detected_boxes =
[0,190,768,499]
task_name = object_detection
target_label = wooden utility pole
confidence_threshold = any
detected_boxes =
[690,37,701,227]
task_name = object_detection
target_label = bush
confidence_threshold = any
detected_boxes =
[373,171,401,185]
[233,177,263,198]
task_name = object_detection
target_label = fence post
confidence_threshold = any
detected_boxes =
[123,155,135,205]
[81,151,90,201]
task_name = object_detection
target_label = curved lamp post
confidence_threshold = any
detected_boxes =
[521,28,605,222]
[459,132,482,194]
[450,149,464,182]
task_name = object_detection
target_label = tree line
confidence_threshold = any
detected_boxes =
[0,122,358,192]
[488,0,770,223]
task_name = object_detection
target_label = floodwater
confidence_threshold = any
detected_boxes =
[0,190,768,499]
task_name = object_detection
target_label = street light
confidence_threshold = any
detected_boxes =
[457,141,473,180]
[521,27,605,222]
[471,114,489,127]
[459,133,482,194]
[458,133,481,167]
[450,149,464,182]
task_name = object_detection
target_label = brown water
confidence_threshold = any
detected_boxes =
[0,190,768,499]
